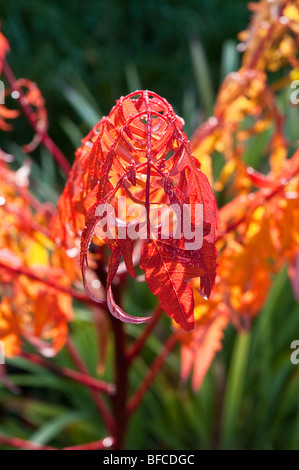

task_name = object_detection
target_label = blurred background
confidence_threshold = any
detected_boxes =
[1,0,299,450]
[0,0,250,171]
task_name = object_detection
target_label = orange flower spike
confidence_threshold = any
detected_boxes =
[241,0,299,72]
[0,162,78,357]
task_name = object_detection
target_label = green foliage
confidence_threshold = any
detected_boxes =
[2,269,299,449]
[0,0,250,160]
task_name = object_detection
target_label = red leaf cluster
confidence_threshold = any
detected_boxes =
[53,91,217,330]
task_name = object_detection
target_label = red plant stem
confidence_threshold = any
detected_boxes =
[2,60,71,175]
[63,436,115,450]
[127,332,178,413]
[0,260,107,308]
[66,337,90,372]
[126,306,163,362]
[110,316,129,450]
[65,338,115,434]
[20,351,115,395]
[0,435,56,450]
[18,184,54,216]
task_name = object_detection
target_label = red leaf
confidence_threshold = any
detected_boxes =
[0,29,9,73]
[140,239,217,331]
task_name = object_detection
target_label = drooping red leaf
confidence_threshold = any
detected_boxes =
[140,239,217,331]
[13,79,48,153]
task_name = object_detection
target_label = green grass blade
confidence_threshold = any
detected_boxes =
[190,38,214,117]
[220,331,251,449]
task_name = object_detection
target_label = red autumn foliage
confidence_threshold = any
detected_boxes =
[0,0,299,450]
[52,90,217,330]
